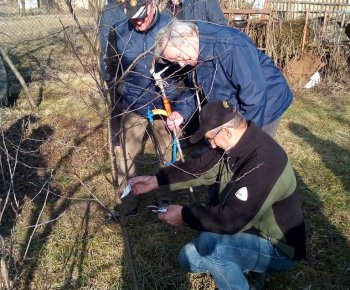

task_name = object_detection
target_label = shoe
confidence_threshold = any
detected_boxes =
[123,207,138,216]
[106,207,138,221]
[119,192,138,215]
[106,209,120,221]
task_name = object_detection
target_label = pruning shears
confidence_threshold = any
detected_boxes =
[147,205,168,214]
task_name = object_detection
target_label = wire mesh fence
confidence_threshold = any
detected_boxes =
[0,0,98,45]
[0,0,349,102]
[1,0,348,47]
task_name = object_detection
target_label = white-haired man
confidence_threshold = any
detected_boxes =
[154,20,294,138]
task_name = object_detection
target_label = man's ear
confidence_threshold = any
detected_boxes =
[222,127,232,138]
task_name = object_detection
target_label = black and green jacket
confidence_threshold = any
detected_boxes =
[156,122,306,261]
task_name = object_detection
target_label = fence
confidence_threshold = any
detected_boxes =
[268,0,350,23]
[1,0,349,44]
[220,0,349,67]
[0,0,98,45]
[222,0,350,21]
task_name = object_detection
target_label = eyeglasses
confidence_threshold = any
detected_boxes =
[205,128,222,145]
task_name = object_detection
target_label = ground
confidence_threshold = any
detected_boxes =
[0,27,349,290]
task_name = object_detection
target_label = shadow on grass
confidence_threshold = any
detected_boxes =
[0,115,108,288]
[0,115,58,237]
[121,148,195,290]
[5,36,74,107]
[58,199,92,289]
[289,123,349,191]
[276,122,350,289]
[18,122,106,288]
[0,114,252,289]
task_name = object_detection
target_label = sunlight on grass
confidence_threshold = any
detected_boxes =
[1,32,349,289]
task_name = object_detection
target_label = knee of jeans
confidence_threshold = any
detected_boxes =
[178,245,192,271]
[196,232,219,257]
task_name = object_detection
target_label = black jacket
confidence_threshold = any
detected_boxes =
[156,122,306,260]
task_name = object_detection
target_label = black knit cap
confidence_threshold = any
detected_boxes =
[125,0,149,19]
[190,101,237,144]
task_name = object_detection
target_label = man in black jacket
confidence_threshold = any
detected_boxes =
[130,101,306,290]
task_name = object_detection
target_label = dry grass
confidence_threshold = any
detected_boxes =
[2,71,349,290]
[1,12,349,290]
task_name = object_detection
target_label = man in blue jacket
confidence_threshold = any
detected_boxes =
[155,20,293,137]
[105,1,195,214]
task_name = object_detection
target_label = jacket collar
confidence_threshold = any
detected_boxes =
[196,22,216,63]
[226,122,264,161]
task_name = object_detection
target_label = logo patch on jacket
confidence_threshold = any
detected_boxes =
[235,187,248,201]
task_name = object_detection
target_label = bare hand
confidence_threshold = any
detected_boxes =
[129,176,158,195]
[158,204,183,226]
[166,111,184,132]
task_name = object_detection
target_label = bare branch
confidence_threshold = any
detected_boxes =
[0,45,37,110]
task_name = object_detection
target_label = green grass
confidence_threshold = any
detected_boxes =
[274,88,350,289]
[1,27,349,290]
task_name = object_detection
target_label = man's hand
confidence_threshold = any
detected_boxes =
[130,176,158,195]
[166,111,184,132]
[158,205,183,226]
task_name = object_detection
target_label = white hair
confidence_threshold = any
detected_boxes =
[154,20,198,58]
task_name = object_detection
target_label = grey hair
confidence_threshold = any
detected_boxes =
[154,20,198,58]
[222,110,247,130]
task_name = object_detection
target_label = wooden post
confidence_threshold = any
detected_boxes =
[321,10,328,41]
[301,9,309,53]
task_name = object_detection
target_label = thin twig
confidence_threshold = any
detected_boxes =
[73,172,139,290]
[22,171,53,262]
[27,211,66,228]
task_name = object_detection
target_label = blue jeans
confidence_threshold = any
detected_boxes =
[178,232,295,290]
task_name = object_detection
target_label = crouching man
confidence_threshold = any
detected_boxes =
[130,101,306,290]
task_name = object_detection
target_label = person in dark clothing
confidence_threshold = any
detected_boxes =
[99,0,127,81]
[129,101,306,290]
[104,0,195,214]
